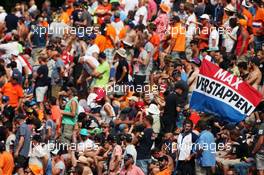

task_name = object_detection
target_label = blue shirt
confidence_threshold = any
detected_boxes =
[193,130,216,167]
[181,72,188,82]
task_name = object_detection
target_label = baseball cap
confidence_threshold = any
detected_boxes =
[11,50,19,57]
[12,69,22,81]
[200,14,210,20]
[95,88,106,102]
[127,96,138,102]
[80,128,89,136]
[124,154,134,161]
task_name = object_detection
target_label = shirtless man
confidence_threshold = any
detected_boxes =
[247,57,262,91]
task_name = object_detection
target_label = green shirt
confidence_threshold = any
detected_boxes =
[92,61,110,88]
[110,0,119,3]
[62,96,78,125]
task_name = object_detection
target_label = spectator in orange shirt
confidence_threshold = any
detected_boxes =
[156,156,172,175]
[95,0,112,25]
[104,17,117,63]
[197,14,211,50]
[95,29,107,52]
[252,0,264,51]
[60,6,71,25]
[0,69,23,111]
[49,96,62,138]
[0,142,14,175]
[167,15,186,60]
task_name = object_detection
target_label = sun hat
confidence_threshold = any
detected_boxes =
[116,48,127,58]
[160,3,170,14]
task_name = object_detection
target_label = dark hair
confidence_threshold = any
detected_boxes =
[183,119,193,128]
[49,96,57,105]
[99,52,106,59]
[197,120,208,130]
[229,17,238,28]
[145,115,153,125]
[237,62,247,70]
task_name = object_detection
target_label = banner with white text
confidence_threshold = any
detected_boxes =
[190,59,263,123]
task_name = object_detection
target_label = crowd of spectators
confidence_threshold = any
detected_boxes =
[0,0,263,174]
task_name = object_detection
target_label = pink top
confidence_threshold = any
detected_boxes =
[154,13,169,41]
[147,0,157,20]
[120,165,145,175]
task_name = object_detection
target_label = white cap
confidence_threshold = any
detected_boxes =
[224,4,237,12]
[242,0,252,8]
[11,50,19,57]
[200,14,210,20]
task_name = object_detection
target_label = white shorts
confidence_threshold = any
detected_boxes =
[36,86,48,102]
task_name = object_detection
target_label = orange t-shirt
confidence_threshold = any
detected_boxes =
[96,5,112,24]
[1,82,23,108]
[198,24,210,50]
[150,33,160,61]
[60,12,70,24]
[95,34,107,52]
[243,8,253,28]
[252,8,264,36]
[156,168,172,175]
[119,27,127,40]
[66,7,74,17]
[105,24,117,49]
[171,23,186,52]
[0,151,14,175]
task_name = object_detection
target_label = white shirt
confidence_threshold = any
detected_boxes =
[28,5,38,14]
[29,144,47,168]
[124,0,138,15]
[209,28,219,50]
[49,22,69,38]
[83,55,100,68]
[85,44,100,57]
[111,21,124,35]
[78,139,96,152]
[177,132,193,161]
[0,41,20,57]
[0,12,7,23]
[5,134,15,152]
[186,13,197,40]
[15,55,32,75]
[123,144,137,165]
[223,26,239,52]
[134,6,148,26]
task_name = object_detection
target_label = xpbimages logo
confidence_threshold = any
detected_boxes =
[31,25,100,37]
[164,142,232,153]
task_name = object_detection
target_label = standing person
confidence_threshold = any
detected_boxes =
[162,84,185,133]
[135,115,154,174]
[51,49,65,98]
[115,48,129,84]
[192,120,216,175]
[154,3,170,42]
[35,56,50,110]
[208,21,219,51]
[167,15,186,60]
[246,57,262,91]
[0,142,14,175]
[108,134,123,175]
[197,14,211,50]
[120,154,144,175]
[134,0,148,26]
[14,114,32,175]
[91,52,110,89]
[0,69,23,112]
[60,86,78,145]
[28,135,49,175]
[252,0,264,51]
[252,112,264,175]
[177,120,198,175]
[235,19,250,62]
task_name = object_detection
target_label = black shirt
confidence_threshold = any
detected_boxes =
[115,59,129,84]
[36,65,50,87]
[136,128,154,160]
[5,14,18,33]
[163,92,180,118]
[231,137,250,159]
